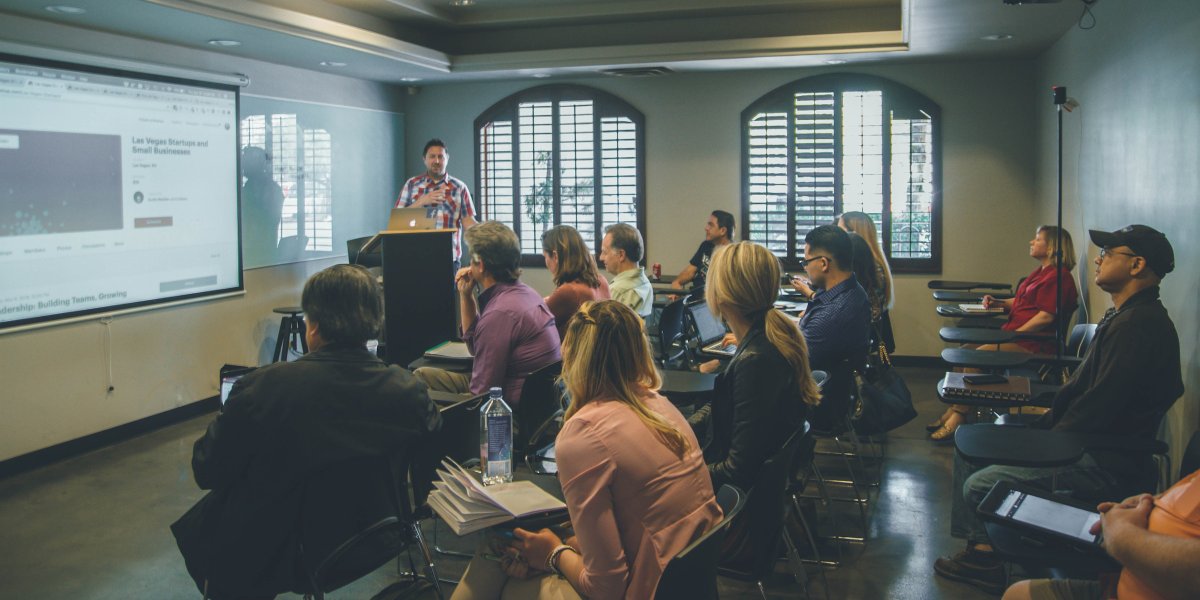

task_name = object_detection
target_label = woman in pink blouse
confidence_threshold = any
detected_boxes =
[541,225,610,340]
[450,300,722,600]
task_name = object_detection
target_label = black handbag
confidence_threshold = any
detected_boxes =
[852,324,916,435]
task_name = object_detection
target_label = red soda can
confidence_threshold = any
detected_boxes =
[652,263,661,280]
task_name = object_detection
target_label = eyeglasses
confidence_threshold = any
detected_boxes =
[799,255,828,268]
[1098,247,1139,261]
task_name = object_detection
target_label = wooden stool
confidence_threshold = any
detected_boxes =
[272,306,307,362]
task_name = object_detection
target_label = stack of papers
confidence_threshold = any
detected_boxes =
[958,303,1005,314]
[424,341,473,362]
[427,459,567,536]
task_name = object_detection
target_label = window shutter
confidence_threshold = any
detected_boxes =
[517,101,554,253]
[793,92,836,249]
[599,115,639,252]
[479,120,514,233]
[557,100,596,247]
[840,91,885,246]
[746,111,790,255]
[889,112,934,259]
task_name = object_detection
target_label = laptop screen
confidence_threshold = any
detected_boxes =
[689,301,727,344]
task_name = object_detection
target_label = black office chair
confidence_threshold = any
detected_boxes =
[346,235,382,269]
[655,484,746,599]
[293,453,444,600]
[515,361,564,458]
[656,296,691,369]
[719,425,825,599]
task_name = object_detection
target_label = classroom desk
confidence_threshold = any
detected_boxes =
[928,280,1013,291]
[941,348,1032,370]
[939,327,1017,345]
[935,305,1007,319]
[954,424,1083,468]
[932,290,1014,302]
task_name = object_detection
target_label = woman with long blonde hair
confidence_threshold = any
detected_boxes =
[690,241,822,491]
[451,300,721,600]
[838,211,896,353]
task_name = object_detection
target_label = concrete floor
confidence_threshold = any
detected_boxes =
[0,366,1002,599]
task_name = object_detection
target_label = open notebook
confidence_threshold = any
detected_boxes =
[426,459,567,536]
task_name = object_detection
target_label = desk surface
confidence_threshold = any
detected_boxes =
[932,290,1014,302]
[936,376,1056,409]
[939,327,1017,345]
[954,424,1083,468]
[941,347,1031,370]
[936,305,1009,320]
[928,280,1014,291]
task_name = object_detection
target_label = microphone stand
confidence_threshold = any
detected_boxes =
[1053,86,1066,361]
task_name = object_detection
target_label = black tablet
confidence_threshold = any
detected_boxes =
[976,481,1106,554]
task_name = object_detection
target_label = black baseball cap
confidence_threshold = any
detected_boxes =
[1089,225,1175,278]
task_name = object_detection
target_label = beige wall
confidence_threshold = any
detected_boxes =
[403,60,1043,357]
[1033,0,1200,474]
[0,16,405,461]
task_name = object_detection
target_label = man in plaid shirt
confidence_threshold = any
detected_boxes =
[395,138,478,266]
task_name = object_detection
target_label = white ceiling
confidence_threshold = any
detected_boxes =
[0,0,1086,83]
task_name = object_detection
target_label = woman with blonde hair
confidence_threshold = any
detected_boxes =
[928,225,1079,441]
[541,225,610,339]
[451,300,721,600]
[838,211,896,353]
[690,241,822,491]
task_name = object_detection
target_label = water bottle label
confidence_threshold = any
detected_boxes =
[486,414,511,462]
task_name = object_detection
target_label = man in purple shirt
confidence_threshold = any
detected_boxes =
[415,221,560,406]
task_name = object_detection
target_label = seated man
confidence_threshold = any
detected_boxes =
[171,264,442,600]
[935,225,1184,595]
[1003,467,1200,600]
[670,209,735,292]
[600,223,653,317]
[797,224,871,430]
[416,221,561,406]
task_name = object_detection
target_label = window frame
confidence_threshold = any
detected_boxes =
[474,84,647,266]
[740,73,943,273]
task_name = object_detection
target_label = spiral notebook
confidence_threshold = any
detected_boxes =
[942,372,1032,402]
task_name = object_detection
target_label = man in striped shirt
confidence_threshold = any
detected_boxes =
[395,138,478,267]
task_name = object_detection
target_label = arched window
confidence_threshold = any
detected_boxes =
[742,73,942,272]
[475,85,646,263]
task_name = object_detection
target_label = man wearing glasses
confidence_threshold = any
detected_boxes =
[797,225,872,430]
[935,224,1184,595]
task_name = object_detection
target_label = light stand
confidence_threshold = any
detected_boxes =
[1052,85,1067,360]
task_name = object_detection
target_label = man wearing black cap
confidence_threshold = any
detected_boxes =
[934,225,1184,594]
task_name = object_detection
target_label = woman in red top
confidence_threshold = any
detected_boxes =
[541,225,610,340]
[929,226,1079,441]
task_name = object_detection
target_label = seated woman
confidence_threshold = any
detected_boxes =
[451,300,722,600]
[541,225,610,340]
[838,211,896,354]
[689,241,822,492]
[928,225,1079,441]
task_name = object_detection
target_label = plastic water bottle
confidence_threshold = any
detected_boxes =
[480,387,513,485]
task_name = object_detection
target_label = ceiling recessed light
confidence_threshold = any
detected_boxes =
[532,73,551,79]
[400,77,422,82]
[451,0,474,6]
[825,59,847,65]
[982,34,1014,41]
[320,61,347,67]
[207,39,242,47]
[44,5,86,14]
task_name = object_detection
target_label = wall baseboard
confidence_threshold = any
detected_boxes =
[0,397,218,481]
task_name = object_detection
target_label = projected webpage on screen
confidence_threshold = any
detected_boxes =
[0,56,240,329]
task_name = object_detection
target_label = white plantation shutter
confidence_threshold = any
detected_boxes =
[742,75,941,271]
[477,86,645,260]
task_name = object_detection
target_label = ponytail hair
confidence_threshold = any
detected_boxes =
[705,242,821,407]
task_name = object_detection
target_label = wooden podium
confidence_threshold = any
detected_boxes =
[373,230,457,368]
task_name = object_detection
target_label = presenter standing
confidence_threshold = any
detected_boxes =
[395,138,478,268]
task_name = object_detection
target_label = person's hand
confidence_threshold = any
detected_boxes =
[499,547,537,579]
[791,277,813,297]
[512,527,563,571]
[982,294,995,309]
[417,184,446,207]
[698,359,721,374]
[1093,493,1154,538]
[722,333,738,347]
[455,266,475,295]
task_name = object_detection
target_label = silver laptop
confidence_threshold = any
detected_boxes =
[688,301,737,357]
[387,206,439,231]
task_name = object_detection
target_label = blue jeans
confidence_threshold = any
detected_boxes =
[950,452,1116,544]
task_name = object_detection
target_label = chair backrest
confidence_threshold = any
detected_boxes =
[719,424,809,581]
[808,358,856,434]
[346,235,382,268]
[655,484,746,599]
[656,297,690,366]
[515,361,563,454]
[436,392,488,464]
[811,370,829,391]
[1065,323,1098,357]
[299,454,412,594]
[1182,430,1200,479]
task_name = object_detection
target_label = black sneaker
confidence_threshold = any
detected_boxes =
[933,548,1007,595]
